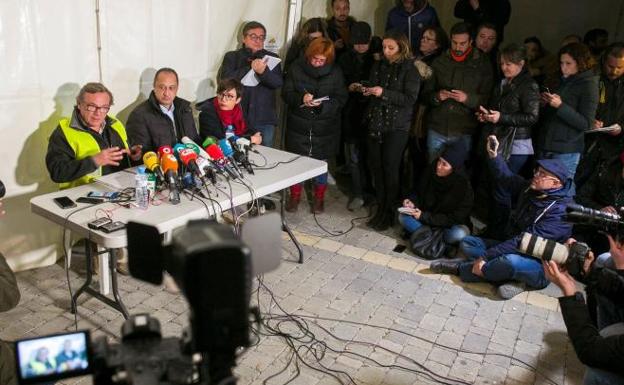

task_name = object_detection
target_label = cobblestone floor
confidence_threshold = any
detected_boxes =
[2,187,585,384]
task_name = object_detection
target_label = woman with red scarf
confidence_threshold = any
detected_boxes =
[197,78,262,144]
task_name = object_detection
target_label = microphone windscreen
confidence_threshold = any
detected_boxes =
[179,148,198,166]
[184,143,200,155]
[173,143,186,156]
[218,139,233,157]
[206,144,224,160]
[202,136,218,148]
[158,145,174,159]
[143,151,160,171]
[182,137,212,160]
[160,154,179,173]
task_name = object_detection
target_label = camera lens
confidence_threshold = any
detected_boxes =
[518,232,569,264]
[0,180,5,199]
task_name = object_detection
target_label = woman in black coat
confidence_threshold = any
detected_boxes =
[364,30,421,231]
[399,141,473,245]
[537,43,599,189]
[477,43,540,237]
[282,38,348,213]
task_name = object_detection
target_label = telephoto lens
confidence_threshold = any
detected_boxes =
[518,232,570,264]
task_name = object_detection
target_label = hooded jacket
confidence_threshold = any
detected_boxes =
[385,0,439,52]
[484,156,573,260]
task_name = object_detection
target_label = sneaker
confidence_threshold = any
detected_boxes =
[429,260,460,275]
[347,197,365,211]
[327,173,336,185]
[497,282,527,299]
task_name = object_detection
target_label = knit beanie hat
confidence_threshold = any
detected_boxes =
[440,141,468,170]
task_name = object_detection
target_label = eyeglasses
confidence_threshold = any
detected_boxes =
[246,33,266,42]
[83,104,110,113]
[217,92,237,101]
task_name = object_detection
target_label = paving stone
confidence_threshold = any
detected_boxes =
[449,356,480,382]
[428,346,457,366]
[419,313,446,333]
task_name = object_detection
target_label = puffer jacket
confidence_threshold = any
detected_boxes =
[282,58,348,160]
[424,48,494,137]
[537,70,599,154]
[385,0,439,52]
[366,57,421,135]
[484,156,573,260]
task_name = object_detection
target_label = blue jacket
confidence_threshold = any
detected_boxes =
[385,1,439,53]
[485,156,573,259]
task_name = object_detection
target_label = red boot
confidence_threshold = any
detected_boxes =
[312,184,327,214]
[286,184,302,212]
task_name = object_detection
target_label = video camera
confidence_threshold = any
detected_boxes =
[517,203,624,277]
[15,213,282,385]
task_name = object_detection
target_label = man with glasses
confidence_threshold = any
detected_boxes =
[431,135,574,299]
[126,67,199,154]
[220,21,283,147]
[46,82,142,189]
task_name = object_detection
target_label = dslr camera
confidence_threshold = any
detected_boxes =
[518,203,624,276]
[14,214,281,385]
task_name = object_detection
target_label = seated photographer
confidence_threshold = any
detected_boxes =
[574,154,624,255]
[543,235,624,384]
[431,135,573,299]
[0,200,20,385]
[398,141,473,250]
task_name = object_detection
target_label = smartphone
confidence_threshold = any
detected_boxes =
[87,217,112,230]
[540,86,551,93]
[53,196,76,209]
[100,221,126,233]
[76,197,105,205]
[15,330,92,385]
[87,191,119,199]
[488,136,498,150]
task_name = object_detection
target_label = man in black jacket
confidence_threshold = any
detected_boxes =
[126,68,200,154]
[544,235,624,383]
[576,43,624,190]
[220,21,283,147]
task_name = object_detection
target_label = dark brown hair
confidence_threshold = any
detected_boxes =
[559,42,596,72]
[383,29,412,61]
[217,78,243,98]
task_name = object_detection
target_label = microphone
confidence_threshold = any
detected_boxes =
[179,148,204,180]
[235,136,259,154]
[206,144,239,179]
[227,136,254,174]
[142,152,165,182]
[158,145,174,159]
[218,139,244,177]
[202,136,219,148]
[181,136,212,161]
[160,154,181,204]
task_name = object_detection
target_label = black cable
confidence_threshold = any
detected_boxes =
[311,211,372,237]
[250,155,302,170]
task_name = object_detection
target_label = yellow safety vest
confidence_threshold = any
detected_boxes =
[58,117,129,189]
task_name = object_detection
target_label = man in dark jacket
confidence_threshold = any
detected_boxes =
[543,235,624,383]
[327,0,355,58]
[46,83,142,189]
[126,68,199,154]
[385,0,439,54]
[454,0,511,44]
[220,21,283,147]
[0,204,20,385]
[423,22,494,160]
[432,136,573,299]
[576,43,624,190]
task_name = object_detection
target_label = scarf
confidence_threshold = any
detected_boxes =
[213,98,246,136]
[450,46,473,63]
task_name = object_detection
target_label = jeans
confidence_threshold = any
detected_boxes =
[583,322,624,385]
[346,142,368,197]
[255,124,275,148]
[398,214,469,245]
[538,151,581,196]
[458,236,549,289]
[427,129,472,162]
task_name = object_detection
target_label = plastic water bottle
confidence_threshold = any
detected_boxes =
[135,166,149,209]
[225,124,235,139]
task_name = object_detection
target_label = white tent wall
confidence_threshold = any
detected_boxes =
[0,0,291,271]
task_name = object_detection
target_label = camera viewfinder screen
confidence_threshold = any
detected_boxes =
[16,331,91,383]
